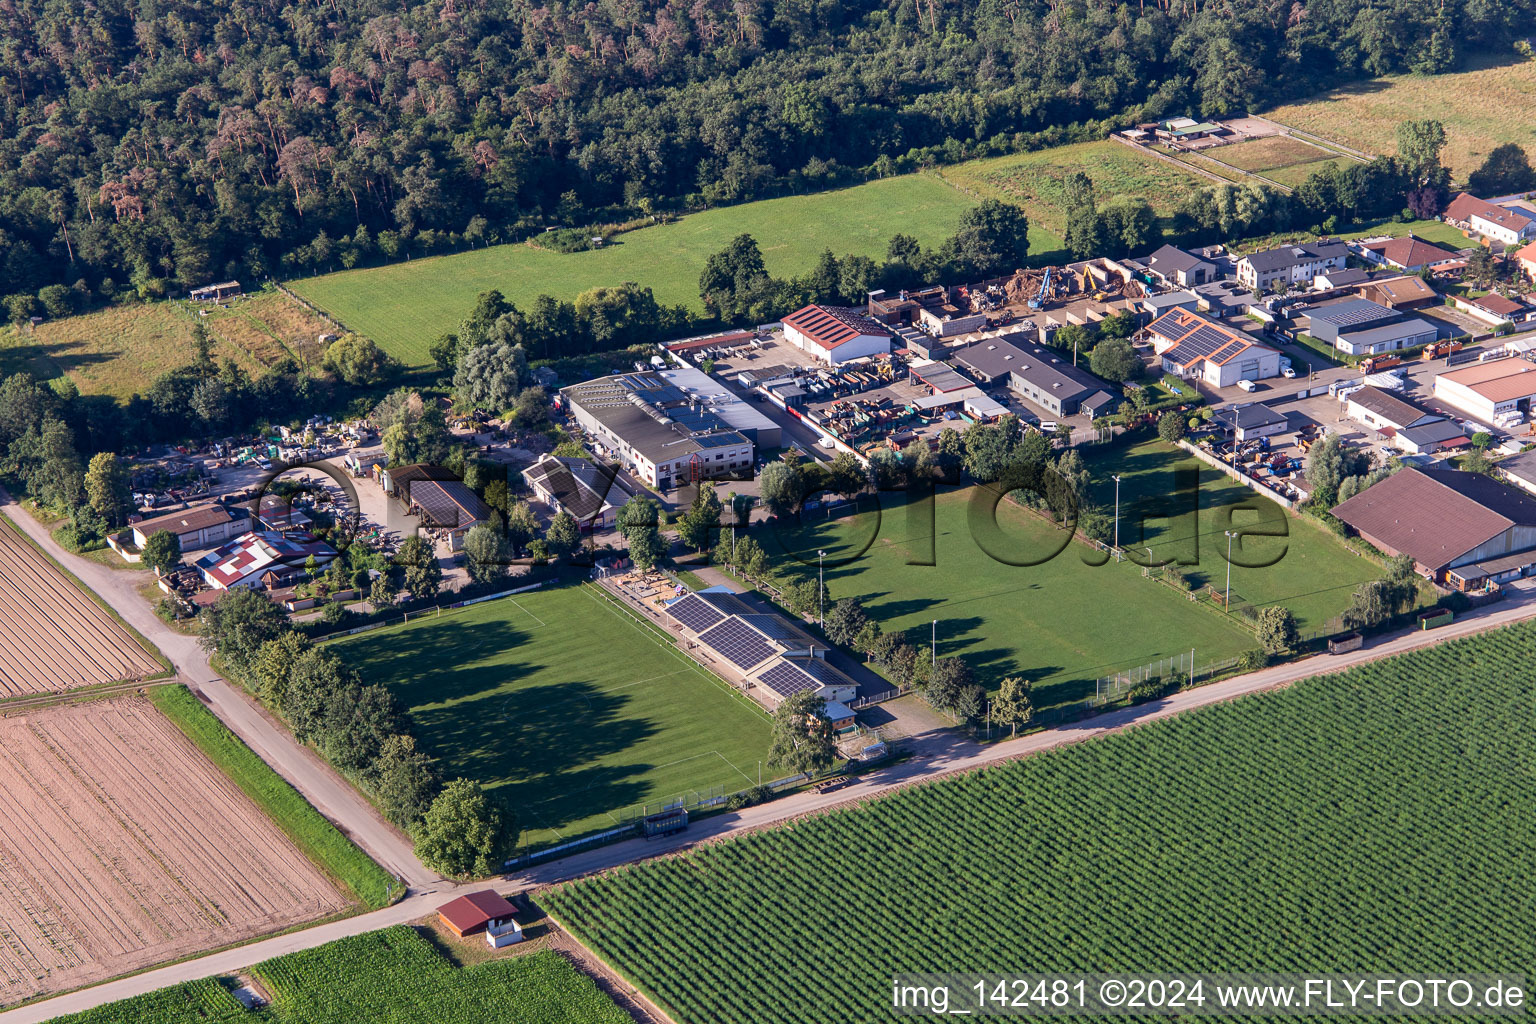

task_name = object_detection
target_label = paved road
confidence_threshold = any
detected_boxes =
[9,568,1536,1022]
[0,488,434,887]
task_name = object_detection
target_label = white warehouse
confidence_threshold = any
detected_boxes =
[1433,359,1536,424]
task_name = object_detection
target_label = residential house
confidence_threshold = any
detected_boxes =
[1359,236,1458,273]
[1142,244,1217,288]
[1144,309,1281,388]
[1444,193,1536,246]
[782,304,893,365]
[1332,467,1536,588]
[1235,240,1348,293]
[1515,240,1536,282]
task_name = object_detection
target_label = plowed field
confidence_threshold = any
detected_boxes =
[0,516,161,696]
[0,698,348,1006]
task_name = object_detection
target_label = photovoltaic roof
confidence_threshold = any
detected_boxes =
[697,618,777,669]
[756,661,819,698]
[1307,299,1395,328]
[667,594,726,634]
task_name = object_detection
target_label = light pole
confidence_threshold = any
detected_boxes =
[818,550,826,628]
[1112,474,1122,559]
[1224,530,1237,609]
[931,619,937,672]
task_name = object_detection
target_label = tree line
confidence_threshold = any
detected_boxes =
[4,0,1530,318]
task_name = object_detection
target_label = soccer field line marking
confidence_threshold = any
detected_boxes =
[509,598,546,627]
[598,668,694,694]
[715,749,757,786]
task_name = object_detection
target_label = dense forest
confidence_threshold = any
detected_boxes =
[2,0,1531,313]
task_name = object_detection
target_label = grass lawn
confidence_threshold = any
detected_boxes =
[0,289,330,402]
[288,174,977,367]
[1209,135,1349,173]
[150,685,399,909]
[331,581,772,847]
[1264,53,1536,180]
[1262,155,1358,189]
[936,139,1205,237]
[764,439,1378,708]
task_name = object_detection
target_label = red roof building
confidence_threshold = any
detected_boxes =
[194,531,337,590]
[782,305,893,365]
[1363,236,1458,272]
[437,890,519,938]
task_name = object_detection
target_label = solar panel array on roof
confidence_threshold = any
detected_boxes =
[756,661,818,699]
[737,614,811,643]
[1308,299,1394,328]
[794,658,855,687]
[1179,324,1234,359]
[1147,311,1189,336]
[693,433,745,449]
[697,619,777,669]
[667,594,726,634]
[696,591,755,616]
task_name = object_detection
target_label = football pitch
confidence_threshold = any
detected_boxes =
[768,440,1380,708]
[334,582,771,847]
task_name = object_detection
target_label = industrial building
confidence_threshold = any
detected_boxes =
[1211,404,1289,441]
[1344,387,1467,455]
[129,502,243,551]
[522,454,633,530]
[194,531,337,591]
[1145,309,1281,388]
[1332,467,1536,588]
[1303,298,1438,356]
[1002,339,1119,418]
[782,304,893,365]
[561,371,755,491]
[1433,358,1536,424]
[654,365,781,446]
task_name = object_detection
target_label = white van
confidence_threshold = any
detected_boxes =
[1236,380,1258,393]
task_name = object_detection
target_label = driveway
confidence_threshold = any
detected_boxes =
[0,487,433,887]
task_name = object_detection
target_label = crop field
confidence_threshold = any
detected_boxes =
[332,582,772,847]
[0,290,329,402]
[48,926,629,1023]
[545,619,1536,1024]
[1265,54,1536,180]
[288,173,976,367]
[766,440,1379,707]
[0,697,347,1007]
[0,514,162,695]
[936,140,1207,236]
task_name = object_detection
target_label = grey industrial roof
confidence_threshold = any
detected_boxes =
[952,339,1032,380]
[1398,420,1467,446]
[1340,319,1437,346]
[1307,298,1398,328]
[522,455,629,520]
[562,372,751,464]
[1213,404,1288,430]
[1497,449,1536,483]
[1145,244,1209,276]
[411,480,490,530]
[1002,335,1111,403]
[1348,386,1433,427]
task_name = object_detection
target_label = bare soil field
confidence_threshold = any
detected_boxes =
[0,697,348,1007]
[0,517,162,696]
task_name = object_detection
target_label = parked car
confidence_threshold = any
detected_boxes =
[1281,367,1297,378]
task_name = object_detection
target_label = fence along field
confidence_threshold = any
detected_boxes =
[47,926,631,1024]
[544,619,1536,1024]
[0,515,161,695]
[0,697,348,1007]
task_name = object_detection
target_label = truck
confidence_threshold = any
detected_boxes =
[1421,340,1463,361]
[1359,355,1402,374]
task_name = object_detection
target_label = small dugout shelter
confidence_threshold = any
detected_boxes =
[437,890,522,944]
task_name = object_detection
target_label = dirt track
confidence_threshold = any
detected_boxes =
[0,518,161,695]
[0,698,348,1007]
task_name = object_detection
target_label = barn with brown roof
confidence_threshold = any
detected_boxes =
[1331,467,1536,587]
[437,890,522,943]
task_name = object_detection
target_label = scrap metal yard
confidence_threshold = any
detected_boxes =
[0,697,349,1008]
[0,517,162,696]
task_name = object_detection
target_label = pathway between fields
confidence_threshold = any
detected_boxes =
[9,569,1536,1022]
[0,488,433,887]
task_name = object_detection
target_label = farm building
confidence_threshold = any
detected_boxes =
[195,531,337,590]
[437,890,522,946]
[188,281,242,302]
[129,502,242,550]
[1443,193,1536,246]
[522,454,633,530]
[782,305,893,365]
[1331,467,1536,587]
[1144,309,1280,388]
[1235,240,1347,293]
[562,371,755,491]
[1211,404,1289,441]
[1433,358,1536,423]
